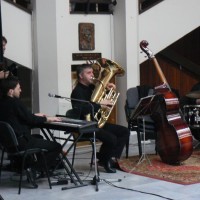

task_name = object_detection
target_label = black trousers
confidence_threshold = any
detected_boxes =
[17,134,62,169]
[191,128,200,141]
[84,123,130,162]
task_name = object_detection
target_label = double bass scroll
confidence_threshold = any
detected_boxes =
[140,40,193,165]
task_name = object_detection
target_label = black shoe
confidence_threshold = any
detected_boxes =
[96,152,101,160]
[36,169,54,179]
[50,161,64,170]
[98,160,116,173]
[35,171,44,179]
[26,168,38,188]
[109,159,120,170]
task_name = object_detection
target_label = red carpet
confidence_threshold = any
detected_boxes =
[118,151,200,185]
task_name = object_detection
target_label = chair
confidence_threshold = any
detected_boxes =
[124,86,156,157]
[0,121,52,194]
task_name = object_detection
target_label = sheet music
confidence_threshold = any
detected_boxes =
[130,95,156,120]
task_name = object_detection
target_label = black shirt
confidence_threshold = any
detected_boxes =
[70,82,101,119]
[0,96,46,138]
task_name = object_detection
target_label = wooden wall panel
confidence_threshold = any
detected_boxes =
[140,27,200,98]
[179,69,199,96]
[140,55,199,98]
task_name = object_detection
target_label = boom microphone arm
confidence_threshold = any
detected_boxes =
[48,93,95,120]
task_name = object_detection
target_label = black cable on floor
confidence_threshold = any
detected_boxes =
[103,179,175,200]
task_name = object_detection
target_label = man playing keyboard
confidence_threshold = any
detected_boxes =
[0,76,62,185]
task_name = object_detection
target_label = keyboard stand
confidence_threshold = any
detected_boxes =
[39,120,121,191]
[40,127,88,189]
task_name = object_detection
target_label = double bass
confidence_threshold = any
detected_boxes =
[140,40,193,164]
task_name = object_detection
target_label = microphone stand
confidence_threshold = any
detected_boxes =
[49,93,122,191]
[48,93,101,191]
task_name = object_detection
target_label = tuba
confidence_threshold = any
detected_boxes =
[90,58,125,128]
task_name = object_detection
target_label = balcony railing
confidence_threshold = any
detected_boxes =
[139,0,164,14]
[70,0,117,14]
[4,0,32,13]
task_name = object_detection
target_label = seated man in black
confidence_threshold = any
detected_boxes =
[0,36,10,79]
[180,82,200,141]
[71,63,130,173]
[0,76,62,184]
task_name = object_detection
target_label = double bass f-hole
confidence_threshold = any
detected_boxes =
[140,40,193,165]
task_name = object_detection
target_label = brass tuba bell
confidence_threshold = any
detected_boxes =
[90,58,125,128]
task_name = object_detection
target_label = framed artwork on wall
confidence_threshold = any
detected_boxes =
[79,23,95,50]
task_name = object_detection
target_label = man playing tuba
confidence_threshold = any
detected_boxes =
[70,59,130,173]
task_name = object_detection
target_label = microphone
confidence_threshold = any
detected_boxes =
[48,93,62,98]
[49,93,109,107]
[48,93,93,104]
[48,93,96,120]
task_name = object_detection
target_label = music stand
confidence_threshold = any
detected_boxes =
[130,95,156,165]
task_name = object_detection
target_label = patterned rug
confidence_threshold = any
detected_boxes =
[118,151,200,185]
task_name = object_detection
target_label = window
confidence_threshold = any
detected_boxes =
[70,0,117,14]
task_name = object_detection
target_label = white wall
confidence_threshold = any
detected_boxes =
[113,0,139,126]
[32,0,59,115]
[1,0,32,69]
[57,1,114,115]
[33,0,114,116]
[139,0,200,63]
[2,0,200,125]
